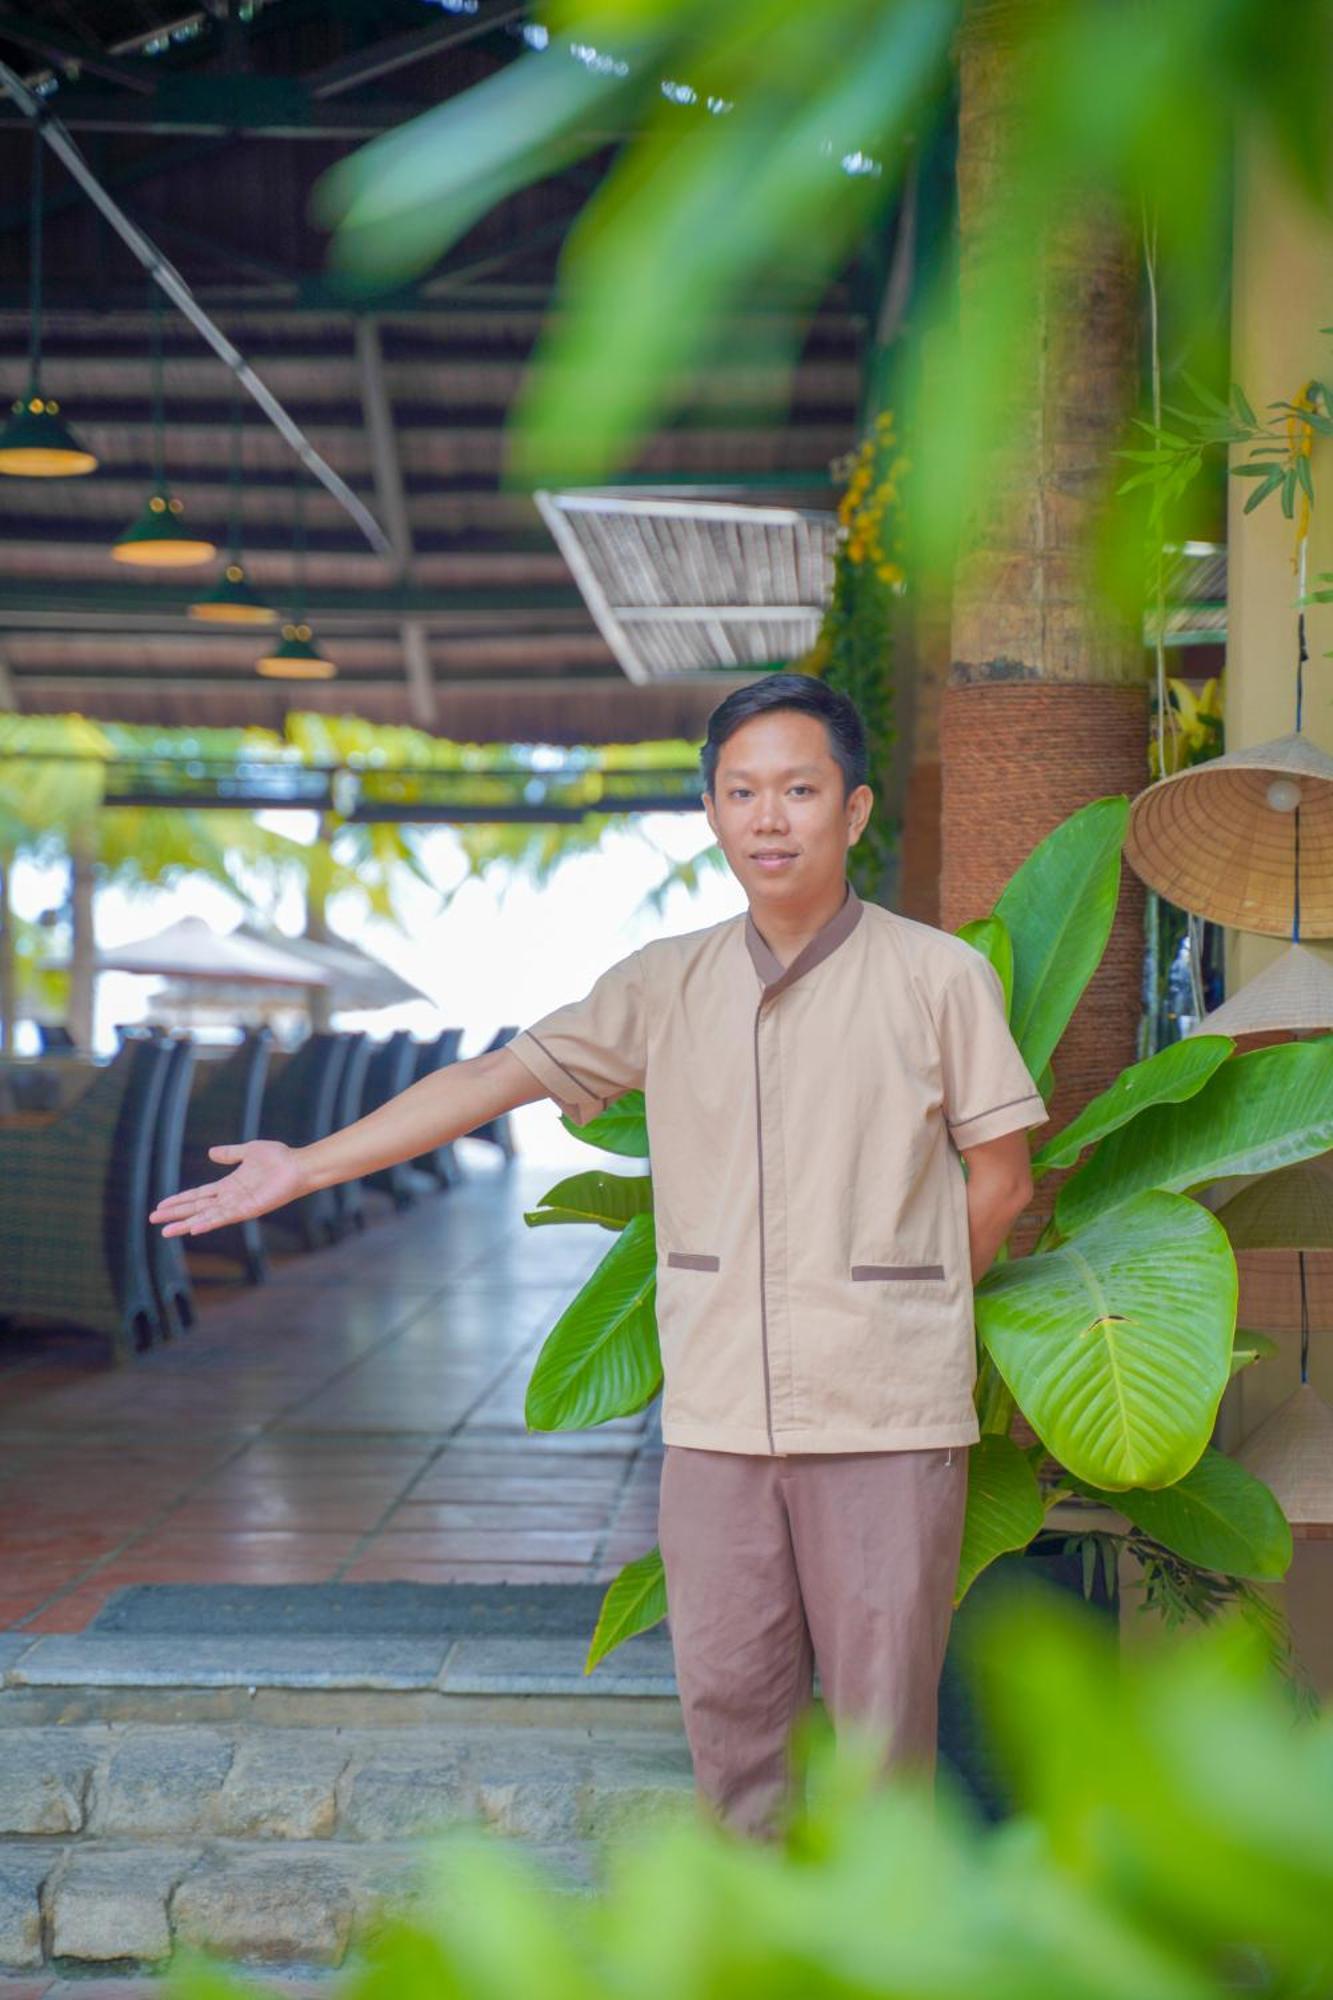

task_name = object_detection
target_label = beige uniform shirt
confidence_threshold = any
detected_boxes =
[508,882,1047,1456]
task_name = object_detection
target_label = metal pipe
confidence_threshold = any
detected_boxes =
[0,60,393,558]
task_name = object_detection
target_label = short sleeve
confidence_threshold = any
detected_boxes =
[938,950,1048,1150]
[506,950,646,1127]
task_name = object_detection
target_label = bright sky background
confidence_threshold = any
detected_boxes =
[9,811,747,1166]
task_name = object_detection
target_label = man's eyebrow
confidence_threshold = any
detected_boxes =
[721,764,823,780]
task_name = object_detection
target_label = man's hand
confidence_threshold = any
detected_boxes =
[149,1140,309,1238]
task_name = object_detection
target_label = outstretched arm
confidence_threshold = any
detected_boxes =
[150,1046,549,1239]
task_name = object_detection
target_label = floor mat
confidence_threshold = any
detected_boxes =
[88,1581,613,1638]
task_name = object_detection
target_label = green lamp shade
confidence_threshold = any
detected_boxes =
[112,490,217,567]
[0,394,98,477]
[188,561,279,625]
[255,622,337,680]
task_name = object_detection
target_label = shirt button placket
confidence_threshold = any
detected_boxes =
[754,994,788,1456]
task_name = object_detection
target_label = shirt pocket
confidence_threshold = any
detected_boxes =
[850,1263,945,1283]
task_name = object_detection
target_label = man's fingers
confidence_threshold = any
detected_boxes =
[150,1185,222,1221]
[208,1144,245,1165]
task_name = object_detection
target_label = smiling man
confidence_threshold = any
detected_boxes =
[152,672,1046,1837]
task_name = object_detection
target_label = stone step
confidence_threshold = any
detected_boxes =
[0,1721,696,1845]
[1,1836,601,1975]
[0,1717,695,1972]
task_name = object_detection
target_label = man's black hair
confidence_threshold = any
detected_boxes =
[700,672,869,799]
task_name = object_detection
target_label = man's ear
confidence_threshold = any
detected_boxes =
[847,783,873,841]
[702,790,717,838]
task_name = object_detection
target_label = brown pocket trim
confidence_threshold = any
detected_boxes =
[666,1251,720,1272]
[851,1263,946,1282]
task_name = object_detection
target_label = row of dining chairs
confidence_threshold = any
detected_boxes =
[0,1023,517,1360]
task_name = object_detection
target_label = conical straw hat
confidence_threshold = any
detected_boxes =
[1186,943,1333,1038]
[1215,1158,1333,1249]
[1125,732,1333,936]
[1235,1382,1333,1534]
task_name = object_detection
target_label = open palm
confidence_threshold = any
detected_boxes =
[150,1140,308,1238]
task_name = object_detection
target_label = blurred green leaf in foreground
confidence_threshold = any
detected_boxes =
[170,1582,1333,2000]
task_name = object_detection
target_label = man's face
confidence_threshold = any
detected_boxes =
[702,708,872,908]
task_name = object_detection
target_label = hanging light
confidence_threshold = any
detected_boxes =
[189,373,277,623]
[256,621,338,679]
[190,559,278,621]
[111,291,215,567]
[0,123,97,477]
[256,469,337,680]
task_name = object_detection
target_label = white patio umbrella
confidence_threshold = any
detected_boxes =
[89,916,331,991]
[232,923,432,1011]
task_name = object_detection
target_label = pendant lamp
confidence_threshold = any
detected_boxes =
[112,294,215,567]
[1236,1382,1333,1535]
[189,374,277,623]
[1188,941,1333,1041]
[1215,1159,1333,1252]
[1124,731,1333,937]
[0,125,97,478]
[255,470,336,680]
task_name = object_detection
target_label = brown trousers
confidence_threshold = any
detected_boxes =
[657,1442,970,1838]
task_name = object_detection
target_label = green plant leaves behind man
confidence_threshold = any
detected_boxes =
[1032,1034,1233,1178]
[992,796,1127,1084]
[562,1088,649,1158]
[1068,1447,1291,1584]
[586,1543,668,1672]
[955,914,1014,1017]
[524,1169,653,1230]
[1055,1036,1333,1236]
[525,1210,661,1430]
[953,1432,1047,1606]
[976,1190,1236,1491]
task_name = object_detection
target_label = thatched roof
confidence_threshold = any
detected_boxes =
[0,3,862,741]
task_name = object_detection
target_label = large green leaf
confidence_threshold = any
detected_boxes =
[562,1088,649,1158]
[1055,1038,1333,1236]
[1069,1448,1292,1581]
[524,1169,653,1231]
[954,1433,1046,1604]
[525,1212,660,1430]
[956,915,1014,1017]
[586,1544,668,1672]
[992,797,1128,1083]
[976,1190,1236,1490]
[1032,1035,1234,1176]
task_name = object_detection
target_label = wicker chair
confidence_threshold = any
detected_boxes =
[0,1035,171,1356]
[330,1030,373,1238]
[362,1030,421,1211]
[259,1032,349,1251]
[180,1029,272,1286]
[411,1027,465,1187]
[148,1033,198,1338]
[468,1024,518,1157]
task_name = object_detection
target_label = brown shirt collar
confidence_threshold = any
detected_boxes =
[744,880,864,1000]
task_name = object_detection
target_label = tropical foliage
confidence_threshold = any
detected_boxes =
[519,801,1318,1676]
[316,0,1332,597]
[172,1588,1333,2000]
[0,712,717,1034]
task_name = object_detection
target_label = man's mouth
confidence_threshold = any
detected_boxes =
[752,851,797,869]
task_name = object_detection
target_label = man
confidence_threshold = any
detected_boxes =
[152,673,1045,1838]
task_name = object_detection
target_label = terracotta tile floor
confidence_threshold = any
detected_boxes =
[0,1150,662,1634]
